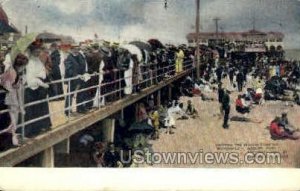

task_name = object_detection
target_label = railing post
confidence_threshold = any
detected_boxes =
[21,78,25,141]
[157,90,161,106]
[119,70,122,100]
[98,72,101,109]
[67,79,71,120]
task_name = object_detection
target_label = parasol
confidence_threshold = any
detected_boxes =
[36,32,61,43]
[10,33,38,62]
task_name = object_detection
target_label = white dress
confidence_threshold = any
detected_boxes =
[3,53,12,72]
[26,57,47,90]
[124,59,134,95]
[165,108,176,127]
[93,60,105,107]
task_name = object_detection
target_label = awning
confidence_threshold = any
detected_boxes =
[0,21,18,33]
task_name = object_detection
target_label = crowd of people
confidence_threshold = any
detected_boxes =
[187,44,300,137]
[0,37,195,150]
[1,35,300,167]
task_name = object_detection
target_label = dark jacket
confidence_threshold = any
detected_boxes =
[218,88,224,103]
[236,72,244,83]
[86,51,102,74]
[50,50,62,80]
[49,50,64,97]
[64,53,86,79]
[222,92,230,109]
[229,68,235,80]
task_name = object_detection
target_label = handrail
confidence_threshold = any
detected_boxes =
[0,58,195,145]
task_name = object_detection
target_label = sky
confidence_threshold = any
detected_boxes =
[2,0,300,48]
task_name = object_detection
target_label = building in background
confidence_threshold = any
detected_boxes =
[186,30,284,53]
[0,6,21,52]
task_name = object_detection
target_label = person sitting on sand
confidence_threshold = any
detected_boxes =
[235,95,250,115]
[279,113,300,135]
[270,117,299,140]
[186,100,198,118]
[294,91,300,105]
[150,108,160,140]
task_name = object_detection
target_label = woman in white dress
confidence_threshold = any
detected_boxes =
[24,44,52,137]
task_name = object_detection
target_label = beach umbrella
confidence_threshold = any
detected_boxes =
[129,41,152,52]
[36,32,61,43]
[10,33,38,62]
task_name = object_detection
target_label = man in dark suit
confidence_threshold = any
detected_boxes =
[64,44,88,116]
[222,90,231,129]
[49,43,64,99]
[236,70,244,92]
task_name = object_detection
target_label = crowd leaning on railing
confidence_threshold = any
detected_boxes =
[0,38,195,151]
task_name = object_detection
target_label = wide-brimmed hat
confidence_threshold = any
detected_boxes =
[70,43,80,48]
[91,43,100,49]
[100,46,111,56]
[28,40,43,52]
[111,42,120,47]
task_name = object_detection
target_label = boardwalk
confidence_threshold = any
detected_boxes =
[0,69,193,167]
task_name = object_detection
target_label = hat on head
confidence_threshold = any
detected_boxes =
[100,46,111,56]
[92,43,99,49]
[28,40,43,52]
[103,40,110,47]
[112,42,120,47]
[50,42,58,48]
[71,43,80,48]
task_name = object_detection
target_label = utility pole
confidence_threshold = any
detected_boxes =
[195,0,200,79]
[213,17,221,39]
[252,15,256,31]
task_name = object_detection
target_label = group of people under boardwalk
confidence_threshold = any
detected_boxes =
[0,37,195,151]
[201,44,300,139]
[85,96,199,168]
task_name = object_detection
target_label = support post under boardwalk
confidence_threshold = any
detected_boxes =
[168,85,172,100]
[41,147,54,168]
[54,138,70,154]
[121,109,124,120]
[157,90,161,106]
[102,118,115,143]
[135,103,139,122]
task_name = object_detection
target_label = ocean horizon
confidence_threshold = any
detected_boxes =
[285,49,300,60]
